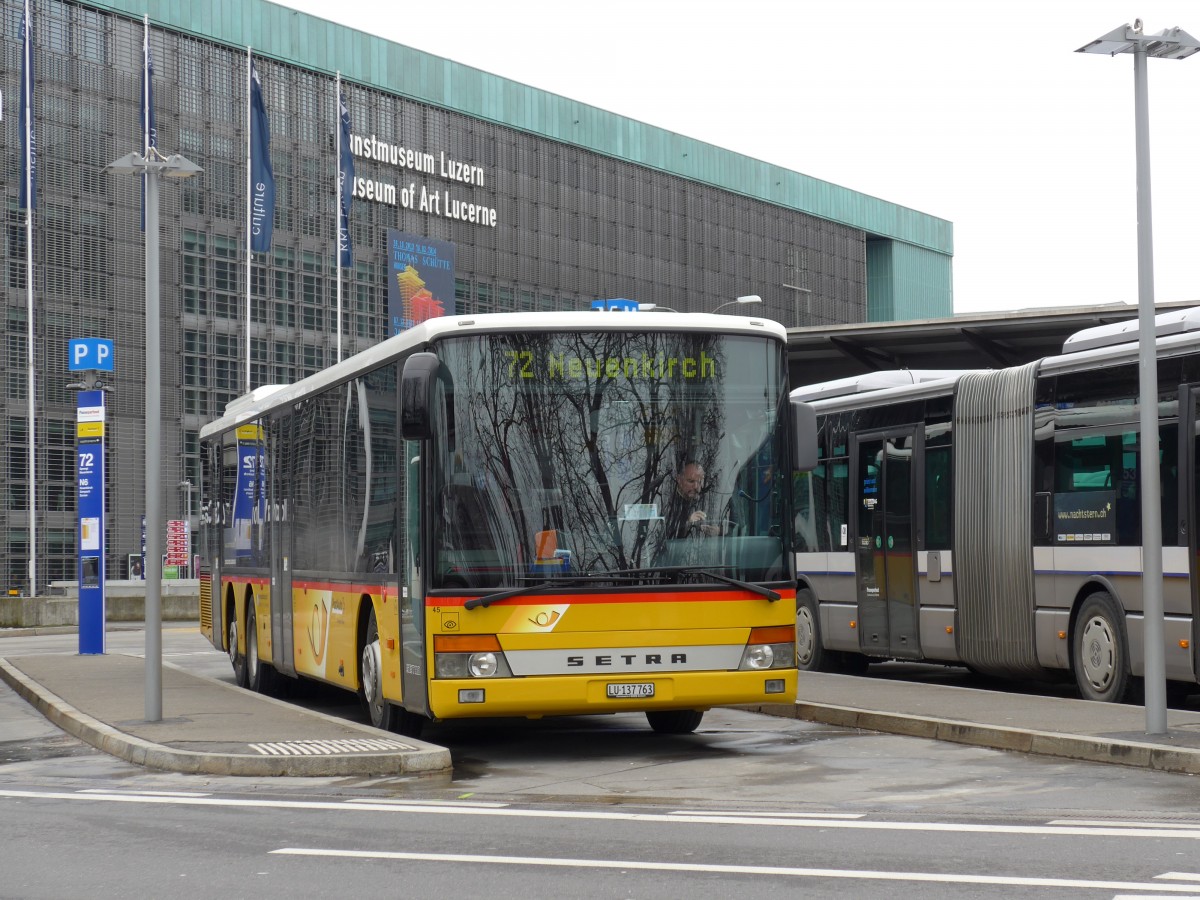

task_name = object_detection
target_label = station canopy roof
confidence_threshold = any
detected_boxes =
[787,300,1200,384]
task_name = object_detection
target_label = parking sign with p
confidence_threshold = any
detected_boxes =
[69,338,114,372]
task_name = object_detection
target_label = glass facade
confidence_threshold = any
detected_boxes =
[0,0,945,593]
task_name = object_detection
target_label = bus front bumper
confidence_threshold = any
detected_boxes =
[427,669,797,720]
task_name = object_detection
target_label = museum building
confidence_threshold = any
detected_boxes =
[0,0,953,593]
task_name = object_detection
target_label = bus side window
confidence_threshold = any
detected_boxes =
[828,457,850,549]
[793,469,819,552]
[924,443,952,550]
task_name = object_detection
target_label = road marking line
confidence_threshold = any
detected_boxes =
[673,810,862,819]
[1,791,1198,839]
[268,848,1200,892]
[247,738,416,756]
[343,798,509,808]
[78,789,211,798]
[1049,820,1200,831]
[1158,873,1200,882]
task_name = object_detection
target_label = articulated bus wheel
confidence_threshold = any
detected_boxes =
[1073,591,1132,703]
[795,589,826,672]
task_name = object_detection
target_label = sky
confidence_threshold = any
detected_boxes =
[271,0,1200,316]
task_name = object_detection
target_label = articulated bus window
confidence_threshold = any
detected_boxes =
[925,444,952,550]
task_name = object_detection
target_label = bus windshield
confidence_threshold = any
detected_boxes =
[429,329,788,589]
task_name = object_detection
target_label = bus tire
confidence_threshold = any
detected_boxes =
[646,709,704,734]
[1073,591,1132,703]
[360,606,398,732]
[796,589,827,672]
[246,604,276,695]
[228,603,248,688]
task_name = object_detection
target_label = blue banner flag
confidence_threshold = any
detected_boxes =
[140,22,156,231]
[337,90,354,267]
[19,0,37,212]
[249,60,275,254]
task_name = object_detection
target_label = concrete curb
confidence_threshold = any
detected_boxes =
[748,701,1200,776]
[0,657,452,777]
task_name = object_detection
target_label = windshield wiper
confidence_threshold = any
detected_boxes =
[464,567,780,609]
[600,566,782,602]
[464,576,603,610]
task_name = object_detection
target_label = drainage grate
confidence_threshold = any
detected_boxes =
[248,738,416,756]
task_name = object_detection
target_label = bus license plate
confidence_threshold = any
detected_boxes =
[607,682,654,699]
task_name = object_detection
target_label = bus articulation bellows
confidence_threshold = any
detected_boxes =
[197,308,817,737]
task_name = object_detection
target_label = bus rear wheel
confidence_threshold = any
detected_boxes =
[1073,591,1132,703]
[646,709,703,734]
[228,605,247,688]
[246,604,276,695]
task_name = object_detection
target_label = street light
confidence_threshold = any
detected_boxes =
[104,147,202,723]
[713,294,762,314]
[1077,21,1200,736]
[783,283,813,326]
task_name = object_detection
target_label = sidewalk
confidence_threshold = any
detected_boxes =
[751,670,1200,775]
[7,639,1200,777]
[0,652,451,777]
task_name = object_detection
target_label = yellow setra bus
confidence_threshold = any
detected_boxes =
[197,306,815,737]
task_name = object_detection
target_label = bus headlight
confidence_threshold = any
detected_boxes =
[434,651,513,679]
[433,634,513,678]
[742,643,774,669]
[738,626,796,671]
[739,642,795,670]
[469,652,499,678]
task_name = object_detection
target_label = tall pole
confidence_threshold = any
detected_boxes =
[335,72,343,364]
[1132,46,1166,734]
[144,165,162,722]
[24,0,37,598]
[245,48,253,393]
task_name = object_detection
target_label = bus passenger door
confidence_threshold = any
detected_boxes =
[853,431,921,659]
[1187,388,1200,681]
[399,443,429,715]
[268,430,295,678]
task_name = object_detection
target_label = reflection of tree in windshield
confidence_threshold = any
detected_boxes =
[433,330,785,588]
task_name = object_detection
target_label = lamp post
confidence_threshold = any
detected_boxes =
[1077,21,1200,735]
[104,148,202,722]
[783,284,813,326]
[713,294,762,315]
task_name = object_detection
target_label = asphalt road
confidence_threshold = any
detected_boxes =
[5,627,1200,898]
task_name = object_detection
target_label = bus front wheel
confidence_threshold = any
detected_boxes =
[646,709,703,734]
[359,606,426,738]
[1073,591,1132,703]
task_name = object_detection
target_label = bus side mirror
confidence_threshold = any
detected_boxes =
[401,352,440,440]
[791,399,818,472]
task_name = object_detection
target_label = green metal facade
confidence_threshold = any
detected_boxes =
[867,240,955,322]
[91,0,953,316]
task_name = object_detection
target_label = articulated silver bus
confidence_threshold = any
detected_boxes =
[791,307,1200,703]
